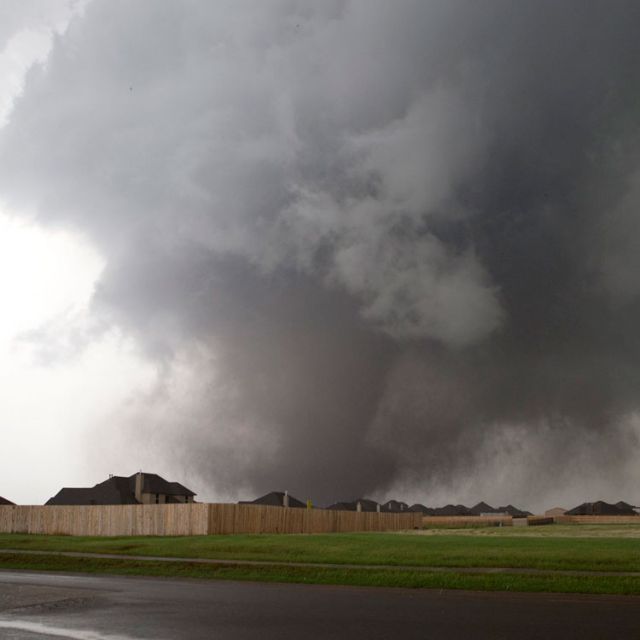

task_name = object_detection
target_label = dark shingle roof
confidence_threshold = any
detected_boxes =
[46,472,196,506]
[128,473,195,497]
[326,498,378,512]
[408,503,435,514]
[433,504,472,516]
[566,501,638,516]
[0,496,15,506]
[46,476,138,506]
[241,491,306,508]
[381,500,409,513]
[469,501,496,515]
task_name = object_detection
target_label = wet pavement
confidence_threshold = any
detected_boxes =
[0,569,638,639]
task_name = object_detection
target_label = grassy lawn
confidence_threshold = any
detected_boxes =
[3,551,640,596]
[1,527,640,573]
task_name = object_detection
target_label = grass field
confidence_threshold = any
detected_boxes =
[2,525,640,595]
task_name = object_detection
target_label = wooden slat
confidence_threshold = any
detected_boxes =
[0,504,420,537]
[422,515,513,527]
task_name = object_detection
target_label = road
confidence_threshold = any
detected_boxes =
[0,570,638,639]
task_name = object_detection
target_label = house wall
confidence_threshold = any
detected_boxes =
[0,504,421,536]
[141,492,165,504]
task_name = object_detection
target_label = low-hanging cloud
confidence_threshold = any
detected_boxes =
[2,0,640,509]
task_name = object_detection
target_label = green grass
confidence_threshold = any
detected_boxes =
[3,552,640,595]
[1,529,640,573]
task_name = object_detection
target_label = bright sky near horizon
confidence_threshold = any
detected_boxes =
[0,207,156,504]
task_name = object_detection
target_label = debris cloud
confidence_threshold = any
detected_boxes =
[2,1,640,509]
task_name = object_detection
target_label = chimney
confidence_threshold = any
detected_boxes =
[283,490,289,508]
[376,503,380,513]
[356,501,362,513]
[135,472,144,503]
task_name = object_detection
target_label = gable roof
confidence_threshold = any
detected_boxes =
[241,491,306,508]
[381,500,409,512]
[408,503,435,514]
[469,501,496,515]
[0,496,15,506]
[566,500,638,516]
[433,504,472,516]
[45,472,196,506]
[497,504,532,517]
[326,498,379,512]
[46,476,138,506]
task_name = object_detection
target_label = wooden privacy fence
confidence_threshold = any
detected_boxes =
[422,515,513,528]
[0,504,421,537]
[555,515,640,525]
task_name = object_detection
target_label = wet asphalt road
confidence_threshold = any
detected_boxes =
[0,570,639,639]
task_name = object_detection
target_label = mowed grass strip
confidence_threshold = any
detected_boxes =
[2,552,640,595]
[1,531,640,572]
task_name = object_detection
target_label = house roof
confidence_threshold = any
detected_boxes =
[128,473,195,497]
[46,476,138,506]
[326,498,379,512]
[566,500,638,516]
[241,491,306,508]
[408,503,435,514]
[497,504,532,517]
[469,501,496,515]
[433,504,472,516]
[46,472,196,506]
[0,496,15,506]
[381,500,409,512]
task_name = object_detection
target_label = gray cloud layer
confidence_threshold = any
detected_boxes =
[2,0,640,507]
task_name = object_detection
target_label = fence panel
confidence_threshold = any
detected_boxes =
[422,515,513,528]
[0,504,420,536]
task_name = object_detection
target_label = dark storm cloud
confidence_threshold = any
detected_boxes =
[2,0,640,507]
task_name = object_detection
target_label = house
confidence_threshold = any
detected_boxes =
[496,504,532,517]
[469,501,497,515]
[433,504,473,516]
[381,500,409,513]
[240,491,306,508]
[544,507,567,518]
[326,498,379,512]
[408,503,435,515]
[45,472,196,506]
[0,496,15,506]
[566,501,637,516]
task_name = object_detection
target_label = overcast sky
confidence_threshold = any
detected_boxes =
[1,1,640,511]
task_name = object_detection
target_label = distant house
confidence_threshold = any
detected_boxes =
[240,491,306,508]
[566,501,637,516]
[496,505,532,517]
[469,502,498,516]
[45,472,196,506]
[433,504,473,516]
[544,507,567,518]
[408,503,435,515]
[381,500,409,513]
[0,496,15,506]
[326,498,379,512]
